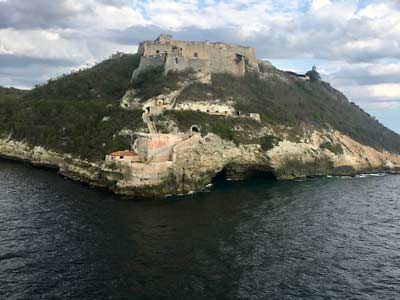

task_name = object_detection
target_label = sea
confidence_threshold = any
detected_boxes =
[1,159,400,300]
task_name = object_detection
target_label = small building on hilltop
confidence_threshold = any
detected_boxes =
[132,34,260,80]
[105,150,140,165]
[285,71,310,81]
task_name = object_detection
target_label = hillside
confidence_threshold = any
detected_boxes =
[180,73,400,154]
[1,52,400,163]
[132,64,400,155]
[0,86,28,100]
[0,54,142,160]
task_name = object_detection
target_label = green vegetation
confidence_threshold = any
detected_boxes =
[132,67,194,101]
[0,97,143,160]
[165,110,261,144]
[31,54,140,103]
[0,87,28,100]
[1,52,400,163]
[0,54,143,161]
[260,135,282,151]
[320,142,344,155]
[177,70,400,154]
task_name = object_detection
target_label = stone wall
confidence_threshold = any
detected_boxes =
[127,161,174,185]
[174,101,236,115]
[133,35,260,79]
[131,55,165,80]
[135,134,183,162]
[164,56,210,74]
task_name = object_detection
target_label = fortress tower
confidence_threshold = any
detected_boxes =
[132,34,259,80]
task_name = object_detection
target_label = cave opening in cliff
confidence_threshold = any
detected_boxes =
[245,169,277,181]
[211,168,227,185]
[211,168,277,187]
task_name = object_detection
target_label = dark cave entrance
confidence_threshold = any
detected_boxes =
[211,168,228,185]
[244,169,277,181]
[211,167,277,187]
[190,125,200,133]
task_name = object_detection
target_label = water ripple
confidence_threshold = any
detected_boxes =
[1,160,400,299]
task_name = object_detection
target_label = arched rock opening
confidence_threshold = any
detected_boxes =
[225,165,277,181]
[211,168,227,185]
[211,166,276,187]
[191,125,200,133]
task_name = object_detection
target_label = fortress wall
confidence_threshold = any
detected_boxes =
[134,35,259,78]
[164,56,210,74]
[128,161,174,182]
[174,41,211,59]
[208,47,245,75]
[131,55,165,80]
[136,134,183,161]
[137,43,145,55]
[138,55,165,69]
[143,41,173,56]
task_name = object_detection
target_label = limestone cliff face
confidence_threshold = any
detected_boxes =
[1,129,399,198]
[268,130,400,179]
[0,138,113,190]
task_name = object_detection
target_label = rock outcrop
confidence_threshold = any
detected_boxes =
[1,127,399,198]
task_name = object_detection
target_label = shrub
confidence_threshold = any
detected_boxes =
[260,135,281,151]
[176,70,400,154]
[0,97,143,161]
[132,68,194,101]
[320,142,344,155]
[30,53,140,103]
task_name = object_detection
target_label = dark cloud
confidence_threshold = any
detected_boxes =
[0,54,79,87]
[0,54,76,68]
[0,0,93,29]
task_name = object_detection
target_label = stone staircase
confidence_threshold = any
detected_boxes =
[142,111,157,134]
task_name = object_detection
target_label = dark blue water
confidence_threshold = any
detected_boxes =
[1,160,400,300]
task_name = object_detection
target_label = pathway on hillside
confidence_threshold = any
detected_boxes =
[142,111,157,134]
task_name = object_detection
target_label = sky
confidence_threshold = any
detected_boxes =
[0,0,400,133]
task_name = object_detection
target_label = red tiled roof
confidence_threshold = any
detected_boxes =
[110,151,138,157]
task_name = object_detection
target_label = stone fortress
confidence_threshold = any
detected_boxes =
[106,35,272,182]
[131,34,260,80]
[125,34,267,121]
[110,34,269,175]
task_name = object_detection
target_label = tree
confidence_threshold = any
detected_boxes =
[306,65,321,82]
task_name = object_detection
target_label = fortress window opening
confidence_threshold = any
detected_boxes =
[194,52,198,58]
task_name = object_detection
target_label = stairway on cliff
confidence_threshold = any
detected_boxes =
[142,111,158,134]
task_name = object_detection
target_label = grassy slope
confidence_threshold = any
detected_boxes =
[0,87,28,100]
[0,54,142,161]
[177,71,400,154]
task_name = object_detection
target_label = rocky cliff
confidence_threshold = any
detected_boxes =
[1,126,399,198]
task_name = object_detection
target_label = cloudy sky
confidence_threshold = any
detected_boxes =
[1,0,400,133]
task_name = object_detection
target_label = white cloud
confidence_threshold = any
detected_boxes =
[89,3,150,29]
[0,0,400,124]
[0,28,90,61]
[368,83,400,99]
[310,0,330,11]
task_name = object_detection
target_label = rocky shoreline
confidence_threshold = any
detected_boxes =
[1,129,400,198]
